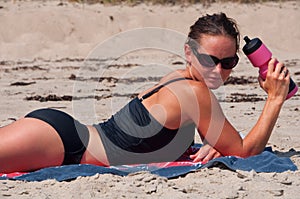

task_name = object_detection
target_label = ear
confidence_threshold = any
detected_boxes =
[184,44,193,64]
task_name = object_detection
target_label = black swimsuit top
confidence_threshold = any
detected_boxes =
[139,77,193,101]
[95,77,193,154]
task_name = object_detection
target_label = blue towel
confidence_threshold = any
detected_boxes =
[0,146,297,181]
[204,147,297,173]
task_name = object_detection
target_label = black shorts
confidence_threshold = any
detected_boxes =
[25,108,90,165]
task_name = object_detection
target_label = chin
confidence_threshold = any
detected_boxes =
[206,80,224,90]
[208,85,222,90]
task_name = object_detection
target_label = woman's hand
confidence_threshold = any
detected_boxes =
[189,143,222,164]
[258,58,290,103]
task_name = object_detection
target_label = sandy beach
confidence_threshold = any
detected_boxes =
[0,0,300,198]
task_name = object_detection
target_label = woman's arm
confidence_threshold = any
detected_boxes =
[239,58,289,156]
[190,58,290,158]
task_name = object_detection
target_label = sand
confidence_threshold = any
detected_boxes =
[0,0,299,198]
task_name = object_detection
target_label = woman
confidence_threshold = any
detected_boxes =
[0,13,290,172]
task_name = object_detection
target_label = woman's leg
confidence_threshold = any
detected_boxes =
[0,118,64,173]
[80,125,109,166]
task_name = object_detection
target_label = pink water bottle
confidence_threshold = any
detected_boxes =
[242,36,298,100]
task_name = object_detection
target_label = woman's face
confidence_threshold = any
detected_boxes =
[186,34,237,89]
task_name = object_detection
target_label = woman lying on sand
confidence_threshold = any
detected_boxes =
[0,12,290,173]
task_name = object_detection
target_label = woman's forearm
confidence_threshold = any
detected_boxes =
[242,98,284,156]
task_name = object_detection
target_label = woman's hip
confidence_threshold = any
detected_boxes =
[25,108,90,165]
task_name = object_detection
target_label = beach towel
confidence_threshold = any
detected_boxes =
[0,145,297,182]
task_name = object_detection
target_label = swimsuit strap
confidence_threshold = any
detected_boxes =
[139,77,193,101]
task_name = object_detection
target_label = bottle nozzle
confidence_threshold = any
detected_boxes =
[244,36,251,44]
[242,36,262,55]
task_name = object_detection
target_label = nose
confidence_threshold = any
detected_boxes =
[215,62,223,72]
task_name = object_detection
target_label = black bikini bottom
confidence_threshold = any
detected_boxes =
[25,108,90,165]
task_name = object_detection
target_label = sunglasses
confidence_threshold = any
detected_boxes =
[188,39,239,70]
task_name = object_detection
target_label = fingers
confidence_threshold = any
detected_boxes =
[262,58,290,101]
[269,58,289,79]
[200,151,217,164]
[190,149,206,162]
[279,67,289,79]
[274,60,283,74]
[213,152,222,159]
[267,58,276,76]
[191,153,207,163]
[275,63,289,80]
[191,155,204,163]
[202,151,222,163]
[190,147,222,163]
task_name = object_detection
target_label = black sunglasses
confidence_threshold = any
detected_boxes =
[187,39,239,70]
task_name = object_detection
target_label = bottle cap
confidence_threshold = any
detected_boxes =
[242,36,262,55]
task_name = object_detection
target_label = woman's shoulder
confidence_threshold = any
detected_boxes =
[159,70,209,93]
[181,79,210,102]
[157,72,209,104]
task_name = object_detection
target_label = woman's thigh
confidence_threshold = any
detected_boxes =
[0,118,64,173]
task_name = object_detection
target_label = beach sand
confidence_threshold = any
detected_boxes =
[0,0,299,198]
